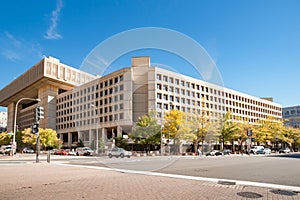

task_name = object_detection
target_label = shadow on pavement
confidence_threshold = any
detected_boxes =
[266,153,300,159]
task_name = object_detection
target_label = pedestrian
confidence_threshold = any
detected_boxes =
[197,148,202,157]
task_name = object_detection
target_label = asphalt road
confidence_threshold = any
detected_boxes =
[1,153,300,187]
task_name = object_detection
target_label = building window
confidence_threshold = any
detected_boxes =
[157,84,162,90]
[157,74,161,80]
[157,93,162,99]
[157,103,162,109]
[163,76,168,82]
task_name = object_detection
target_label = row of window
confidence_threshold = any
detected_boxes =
[56,113,125,130]
[156,93,281,116]
[156,101,279,118]
[156,74,281,111]
[57,75,124,104]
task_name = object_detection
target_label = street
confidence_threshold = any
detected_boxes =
[0,154,300,200]
[2,153,300,188]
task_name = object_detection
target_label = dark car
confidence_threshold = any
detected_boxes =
[22,147,34,154]
[206,150,222,156]
[279,147,290,153]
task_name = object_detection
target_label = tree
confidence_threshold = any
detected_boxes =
[286,127,300,151]
[39,128,60,150]
[22,128,60,150]
[218,112,239,150]
[132,111,161,153]
[182,112,212,154]
[162,110,188,154]
[0,132,11,145]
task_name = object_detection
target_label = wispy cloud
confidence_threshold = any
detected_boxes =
[44,0,63,40]
[0,32,44,62]
[5,32,22,47]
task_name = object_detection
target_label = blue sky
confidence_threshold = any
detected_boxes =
[0,0,300,112]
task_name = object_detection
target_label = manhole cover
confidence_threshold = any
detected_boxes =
[237,192,263,198]
[270,189,297,196]
[217,181,236,185]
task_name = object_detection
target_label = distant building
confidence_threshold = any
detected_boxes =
[0,111,7,132]
[283,106,300,128]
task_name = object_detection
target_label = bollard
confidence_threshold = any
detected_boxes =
[47,150,51,163]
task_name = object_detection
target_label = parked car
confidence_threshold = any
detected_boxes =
[22,147,34,154]
[0,145,15,155]
[76,147,94,156]
[279,147,290,153]
[107,147,132,158]
[206,150,222,156]
[256,148,271,155]
[223,149,232,155]
[54,149,69,155]
[65,149,76,156]
[250,146,264,154]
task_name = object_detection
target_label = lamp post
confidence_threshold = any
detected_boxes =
[12,98,40,156]
[91,104,99,155]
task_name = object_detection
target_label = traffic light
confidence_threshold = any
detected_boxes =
[35,106,44,121]
[31,123,39,134]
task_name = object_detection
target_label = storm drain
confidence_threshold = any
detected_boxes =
[236,192,263,198]
[217,181,236,185]
[269,189,298,196]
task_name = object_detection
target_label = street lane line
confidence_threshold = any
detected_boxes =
[56,163,300,192]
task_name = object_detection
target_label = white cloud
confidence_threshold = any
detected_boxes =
[44,0,63,40]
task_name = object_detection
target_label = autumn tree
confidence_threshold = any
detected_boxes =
[22,128,60,150]
[162,110,188,154]
[286,127,300,151]
[0,132,11,145]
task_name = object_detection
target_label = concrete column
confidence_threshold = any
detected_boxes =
[38,85,59,130]
[89,129,93,149]
[117,126,122,138]
[7,103,15,132]
[68,132,72,148]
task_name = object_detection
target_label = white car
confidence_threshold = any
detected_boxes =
[76,147,94,156]
[279,147,290,153]
[250,146,264,154]
[108,147,132,158]
[263,148,271,154]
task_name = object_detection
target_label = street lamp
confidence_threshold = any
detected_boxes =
[12,98,40,156]
[91,104,99,155]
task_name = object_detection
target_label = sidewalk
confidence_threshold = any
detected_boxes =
[0,162,299,200]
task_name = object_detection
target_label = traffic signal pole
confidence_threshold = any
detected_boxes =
[36,130,40,163]
[32,106,44,163]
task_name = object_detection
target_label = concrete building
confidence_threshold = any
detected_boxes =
[0,56,96,132]
[0,56,282,149]
[0,111,7,132]
[283,106,300,128]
